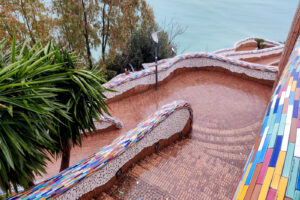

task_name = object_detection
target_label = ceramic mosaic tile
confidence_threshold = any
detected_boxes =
[7,100,192,199]
[103,52,278,90]
[233,36,300,200]
[98,113,123,129]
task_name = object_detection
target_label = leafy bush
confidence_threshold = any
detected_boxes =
[106,28,174,74]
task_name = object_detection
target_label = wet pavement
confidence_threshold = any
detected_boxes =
[249,54,282,66]
[39,70,272,200]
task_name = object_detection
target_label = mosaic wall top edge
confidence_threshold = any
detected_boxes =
[103,52,278,90]
[98,113,123,129]
[8,100,192,199]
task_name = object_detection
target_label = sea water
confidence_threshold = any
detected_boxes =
[148,0,299,53]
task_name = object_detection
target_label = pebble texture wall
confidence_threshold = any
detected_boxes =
[8,100,192,200]
[94,113,123,131]
[104,52,277,90]
[103,52,277,100]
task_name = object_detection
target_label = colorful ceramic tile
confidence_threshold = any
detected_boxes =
[6,100,192,199]
[234,36,300,199]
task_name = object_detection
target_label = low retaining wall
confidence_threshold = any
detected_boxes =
[142,37,282,68]
[212,47,236,55]
[142,58,171,69]
[213,37,284,61]
[224,46,283,60]
[94,113,123,133]
[10,100,193,200]
[233,37,282,50]
[213,37,282,55]
[103,52,277,101]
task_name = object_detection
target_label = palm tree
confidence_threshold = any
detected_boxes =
[0,37,69,196]
[0,37,111,196]
[47,46,111,171]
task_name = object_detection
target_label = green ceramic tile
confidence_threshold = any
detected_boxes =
[278,114,287,136]
[267,112,276,135]
[294,190,300,199]
[286,158,300,198]
[282,143,295,177]
[269,123,280,148]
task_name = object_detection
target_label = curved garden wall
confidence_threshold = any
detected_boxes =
[213,37,284,62]
[9,100,192,199]
[223,46,283,60]
[233,37,282,50]
[93,113,123,133]
[103,52,277,101]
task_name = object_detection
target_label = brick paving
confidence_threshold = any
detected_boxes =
[90,70,272,200]
[39,70,272,199]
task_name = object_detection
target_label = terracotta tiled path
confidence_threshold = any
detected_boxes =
[41,70,272,200]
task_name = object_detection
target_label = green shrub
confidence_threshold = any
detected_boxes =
[106,29,174,74]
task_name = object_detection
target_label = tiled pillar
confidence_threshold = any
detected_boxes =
[275,2,300,88]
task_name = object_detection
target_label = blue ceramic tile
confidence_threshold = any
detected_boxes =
[259,134,271,163]
[274,99,280,113]
[293,100,299,118]
[245,151,261,185]
[269,135,283,167]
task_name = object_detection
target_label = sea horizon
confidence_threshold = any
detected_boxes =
[148,0,299,54]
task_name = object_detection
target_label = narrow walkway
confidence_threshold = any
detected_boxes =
[244,54,282,66]
[40,70,272,199]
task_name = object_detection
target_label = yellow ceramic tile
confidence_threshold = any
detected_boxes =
[292,81,297,91]
[239,185,248,200]
[258,167,275,200]
[276,177,288,200]
[236,163,252,199]
[289,77,293,86]
[271,151,286,189]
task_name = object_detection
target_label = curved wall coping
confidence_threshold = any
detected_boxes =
[233,37,282,49]
[212,47,235,55]
[94,113,123,131]
[223,47,283,63]
[10,100,193,199]
[103,52,277,101]
[103,52,278,91]
[142,58,172,69]
[233,37,300,199]
[142,38,282,68]
[223,45,283,57]
[213,37,284,57]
